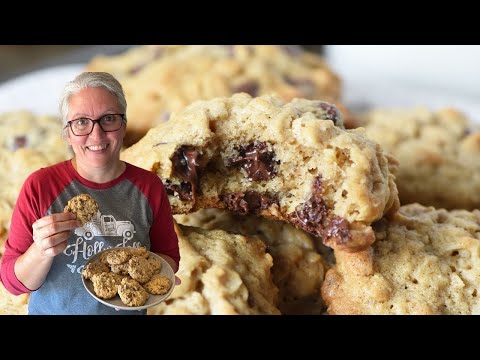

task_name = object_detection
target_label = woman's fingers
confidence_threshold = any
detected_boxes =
[33,212,77,230]
[32,213,81,253]
[34,214,80,240]
[37,230,71,250]
[42,240,68,257]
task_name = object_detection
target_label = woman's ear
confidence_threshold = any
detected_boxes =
[63,128,71,144]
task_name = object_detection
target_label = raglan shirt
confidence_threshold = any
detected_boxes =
[0,160,180,315]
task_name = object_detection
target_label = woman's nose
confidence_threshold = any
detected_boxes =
[89,121,106,138]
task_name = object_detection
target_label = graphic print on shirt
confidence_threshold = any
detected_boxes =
[64,209,141,274]
[74,211,136,240]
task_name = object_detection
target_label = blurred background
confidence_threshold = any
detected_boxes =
[0,45,324,83]
[0,45,134,82]
[324,45,480,119]
[0,45,478,121]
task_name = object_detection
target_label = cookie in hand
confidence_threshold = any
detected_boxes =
[64,193,99,225]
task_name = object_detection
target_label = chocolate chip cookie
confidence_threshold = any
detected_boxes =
[175,208,328,314]
[127,256,155,283]
[143,274,172,295]
[362,107,480,210]
[106,248,131,265]
[122,93,399,252]
[64,194,99,225]
[322,203,480,314]
[148,223,281,315]
[91,272,118,300]
[86,45,341,146]
[82,261,110,280]
[117,277,149,307]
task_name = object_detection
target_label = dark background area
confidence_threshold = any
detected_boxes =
[0,45,135,83]
[0,45,323,84]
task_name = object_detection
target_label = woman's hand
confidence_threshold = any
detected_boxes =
[32,212,81,257]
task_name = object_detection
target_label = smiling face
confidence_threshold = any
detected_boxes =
[66,86,126,172]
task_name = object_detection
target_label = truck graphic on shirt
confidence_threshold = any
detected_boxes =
[74,212,135,240]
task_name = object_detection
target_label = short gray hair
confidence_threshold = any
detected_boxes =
[59,72,127,129]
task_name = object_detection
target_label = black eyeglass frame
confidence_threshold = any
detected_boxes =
[65,113,126,136]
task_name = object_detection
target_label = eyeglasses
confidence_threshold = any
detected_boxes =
[65,114,125,136]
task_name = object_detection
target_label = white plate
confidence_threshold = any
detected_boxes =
[0,64,84,116]
[82,248,175,311]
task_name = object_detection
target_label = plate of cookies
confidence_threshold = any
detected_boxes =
[81,246,175,311]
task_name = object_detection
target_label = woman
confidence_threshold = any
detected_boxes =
[0,72,180,315]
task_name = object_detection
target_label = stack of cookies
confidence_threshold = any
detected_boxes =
[122,92,480,315]
[82,247,172,307]
[120,92,400,314]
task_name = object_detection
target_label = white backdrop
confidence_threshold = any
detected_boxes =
[0,64,83,116]
[326,45,480,123]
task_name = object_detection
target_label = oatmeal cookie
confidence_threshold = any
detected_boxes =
[118,277,149,307]
[106,248,131,265]
[322,203,480,314]
[362,107,480,210]
[91,272,118,300]
[127,246,149,258]
[148,223,280,315]
[127,255,155,283]
[143,274,172,295]
[122,94,399,252]
[86,45,341,146]
[110,262,130,275]
[98,251,111,266]
[176,208,328,314]
[147,255,162,273]
[64,194,99,225]
[111,273,129,286]
[0,111,70,254]
[82,261,110,280]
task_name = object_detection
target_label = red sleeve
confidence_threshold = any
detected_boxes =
[149,183,180,269]
[0,171,43,295]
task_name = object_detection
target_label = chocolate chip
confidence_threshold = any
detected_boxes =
[247,294,256,307]
[221,191,277,215]
[232,81,259,97]
[228,142,278,181]
[165,181,194,202]
[129,47,166,75]
[160,111,170,122]
[324,216,351,245]
[171,146,202,205]
[288,176,352,246]
[284,76,315,97]
[12,136,27,150]
[278,45,304,57]
[129,62,147,75]
[221,45,235,57]
[152,46,166,59]
[317,102,341,124]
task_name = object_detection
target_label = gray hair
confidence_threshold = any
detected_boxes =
[59,72,127,134]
